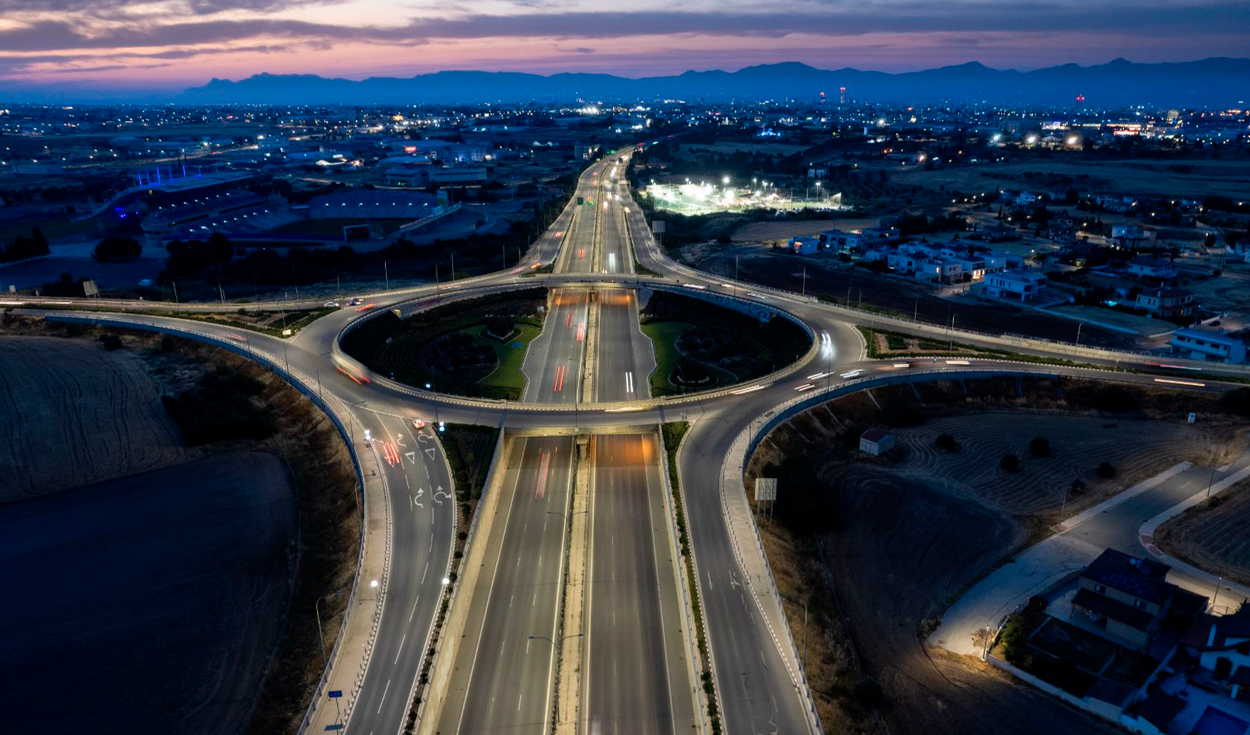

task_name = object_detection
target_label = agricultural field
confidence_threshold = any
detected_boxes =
[0,336,192,502]
[891,412,1226,517]
[1156,479,1250,587]
[0,453,297,735]
[891,159,1250,200]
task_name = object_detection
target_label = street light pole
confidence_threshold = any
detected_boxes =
[384,260,389,292]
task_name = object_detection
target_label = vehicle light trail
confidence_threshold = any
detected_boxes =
[1154,378,1206,387]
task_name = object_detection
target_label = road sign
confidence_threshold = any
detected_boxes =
[324,725,344,731]
[328,690,342,698]
[755,478,778,502]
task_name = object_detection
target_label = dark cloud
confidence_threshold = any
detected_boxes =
[0,2,1245,56]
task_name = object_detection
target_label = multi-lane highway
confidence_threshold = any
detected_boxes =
[584,433,697,735]
[27,149,1250,735]
[437,436,575,734]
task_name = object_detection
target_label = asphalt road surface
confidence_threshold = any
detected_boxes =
[584,433,697,735]
[437,436,576,734]
[523,288,589,404]
[594,289,655,404]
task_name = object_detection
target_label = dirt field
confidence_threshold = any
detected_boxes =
[1156,480,1250,588]
[891,159,1250,200]
[731,218,883,243]
[0,452,296,735]
[0,336,192,503]
[891,412,1227,517]
[744,381,1245,735]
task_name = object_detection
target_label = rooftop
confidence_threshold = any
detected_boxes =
[1083,548,1174,605]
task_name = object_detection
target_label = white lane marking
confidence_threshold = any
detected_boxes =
[377,679,391,713]
[394,634,407,664]
[421,562,428,584]
[408,597,419,622]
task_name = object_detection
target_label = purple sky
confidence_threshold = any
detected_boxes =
[1,0,1247,89]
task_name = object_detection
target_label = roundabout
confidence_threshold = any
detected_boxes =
[22,150,1250,735]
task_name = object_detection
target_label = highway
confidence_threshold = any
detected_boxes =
[27,149,1250,735]
[437,436,575,734]
[523,288,589,404]
[584,433,697,735]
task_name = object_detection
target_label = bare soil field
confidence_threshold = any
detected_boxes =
[0,321,362,735]
[744,378,1245,734]
[891,412,1228,517]
[731,218,882,243]
[0,336,193,503]
[1156,479,1250,588]
[891,159,1250,200]
[0,452,296,735]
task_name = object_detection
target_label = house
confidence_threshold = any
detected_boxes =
[1016,191,1038,207]
[1135,287,1195,318]
[955,257,988,281]
[862,226,901,242]
[1127,257,1178,280]
[789,236,820,255]
[821,229,863,252]
[862,246,890,263]
[429,166,488,186]
[1096,195,1137,213]
[986,270,1047,301]
[914,258,964,283]
[1182,606,1250,699]
[1070,549,1178,649]
[859,429,895,456]
[1170,328,1248,364]
[1112,225,1157,251]
[887,251,919,274]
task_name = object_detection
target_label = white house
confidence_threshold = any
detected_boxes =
[1169,328,1248,364]
[986,270,1048,301]
[1127,257,1178,280]
[887,252,919,274]
[859,429,895,456]
[914,258,964,283]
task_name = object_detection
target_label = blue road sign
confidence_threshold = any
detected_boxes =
[328,690,342,698]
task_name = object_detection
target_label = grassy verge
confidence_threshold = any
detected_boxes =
[642,319,742,397]
[661,421,723,735]
[471,321,542,397]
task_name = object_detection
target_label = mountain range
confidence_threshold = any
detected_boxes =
[174,58,1250,107]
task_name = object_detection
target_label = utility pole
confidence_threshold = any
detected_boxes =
[801,266,807,298]
[1075,322,1083,352]
[949,314,957,351]
[217,274,225,306]
[292,268,299,301]
[384,260,390,291]
[171,280,179,311]
[451,252,456,281]
[734,255,739,299]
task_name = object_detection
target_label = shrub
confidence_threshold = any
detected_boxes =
[1096,461,1117,479]
[1001,453,1020,472]
[1029,436,1051,457]
[101,334,123,351]
[935,433,960,452]
[1220,388,1250,417]
[93,235,142,261]
[160,336,177,352]
[1089,385,1138,413]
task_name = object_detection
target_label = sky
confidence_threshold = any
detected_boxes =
[1,0,1248,91]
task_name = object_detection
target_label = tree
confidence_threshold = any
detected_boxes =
[93,235,142,261]
[1001,453,1020,473]
[1029,436,1051,457]
[1097,461,1117,479]
[935,433,960,452]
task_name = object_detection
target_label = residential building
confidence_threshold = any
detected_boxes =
[1182,606,1250,699]
[1135,287,1195,318]
[986,270,1047,301]
[1113,225,1158,251]
[429,166,488,186]
[820,229,863,252]
[859,429,895,456]
[1127,257,1178,280]
[914,258,964,283]
[1170,328,1248,364]
[887,251,919,274]
[1070,549,1178,649]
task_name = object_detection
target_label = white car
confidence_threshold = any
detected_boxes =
[840,369,864,379]
[412,418,426,430]
[323,301,340,308]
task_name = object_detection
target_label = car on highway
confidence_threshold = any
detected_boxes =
[323,301,340,308]
[412,418,426,430]
[840,369,864,379]
[347,297,362,306]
